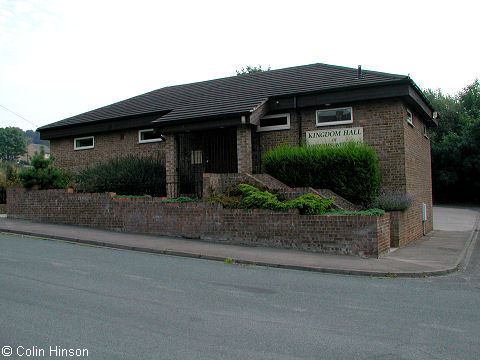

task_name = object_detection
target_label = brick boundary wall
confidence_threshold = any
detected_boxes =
[389,210,409,247]
[7,188,391,258]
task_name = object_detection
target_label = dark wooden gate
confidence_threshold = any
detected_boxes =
[177,128,237,197]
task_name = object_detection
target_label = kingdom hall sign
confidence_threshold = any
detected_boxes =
[306,127,363,145]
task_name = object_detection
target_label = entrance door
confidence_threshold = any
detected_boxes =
[177,128,237,197]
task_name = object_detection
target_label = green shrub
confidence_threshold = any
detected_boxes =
[205,182,273,209]
[238,184,288,211]
[0,167,5,188]
[76,155,166,197]
[5,164,21,186]
[18,149,70,189]
[162,197,201,203]
[263,142,380,205]
[236,184,335,214]
[287,193,335,215]
[113,195,152,199]
[327,208,385,216]
[205,192,249,209]
[208,183,382,215]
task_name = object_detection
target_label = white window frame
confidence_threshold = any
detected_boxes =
[257,113,291,132]
[316,107,353,127]
[423,125,429,139]
[74,136,94,150]
[406,109,414,127]
[138,129,164,144]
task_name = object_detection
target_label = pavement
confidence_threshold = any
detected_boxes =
[0,205,479,277]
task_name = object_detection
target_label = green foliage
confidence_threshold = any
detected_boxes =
[287,193,335,215]
[205,182,271,209]
[371,190,415,211]
[236,184,335,214]
[113,195,152,199]
[18,148,70,189]
[236,65,271,75]
[206,191,249,209]
[0,167,5,187]
[238,184,289,211]
[425,80,480,203]
[23,130,49,146]
[6,164,21,187]
[161,197,201,203]
[0,163,21,188]
[224,258,235,264]
[263,142,380,205]
[460,79,480,119]
[327,208,385,216]
[0,127,27,161]
[208,183,382,215]
[76,155,166,197]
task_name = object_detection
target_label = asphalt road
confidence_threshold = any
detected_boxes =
[1,233,479,360]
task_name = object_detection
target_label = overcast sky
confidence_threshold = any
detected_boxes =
[0,0,478,131]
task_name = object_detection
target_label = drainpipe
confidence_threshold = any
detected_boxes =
[422,203,427,235]
[294,96,302,146]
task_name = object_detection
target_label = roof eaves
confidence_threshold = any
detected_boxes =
[270,77,411,100]
[406,77,436,113]
[152,110,252,125]
[37,109,173,132]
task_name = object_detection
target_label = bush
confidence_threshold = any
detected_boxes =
[0,163,21,203]
[263,142,380,205]
[208,183,383,215]
[5,164,21,186]
[371,190,415,211]
[238,184,288,211]
[0,166,5,187]
[162,197,201,203]
[237,184,335,214]
[205,181,275,209]
[76,155,166,197]
[327,208,385,216]
[18,149,70,189]
[113,195,152,199]
[287,193,335,215]
[205,191,249,209]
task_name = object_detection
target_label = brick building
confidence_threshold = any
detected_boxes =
[38,63,437,245]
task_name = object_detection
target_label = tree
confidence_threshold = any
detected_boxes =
[236,65,271,75]
[18,148,70,189]
[425,79,480,203]
[0,127,27,161]
[460,79,480,119]
[24,130,49,146]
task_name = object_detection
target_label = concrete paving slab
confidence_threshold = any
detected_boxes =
[0,205,478,277]
[433,206,479,231]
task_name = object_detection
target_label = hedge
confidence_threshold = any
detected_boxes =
[76,155,166,197]
[263,142,380,205]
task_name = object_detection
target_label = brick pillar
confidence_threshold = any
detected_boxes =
[165,134,178,198]
[237,126,253,173]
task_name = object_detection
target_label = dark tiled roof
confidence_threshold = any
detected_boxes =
[39,63,407,130]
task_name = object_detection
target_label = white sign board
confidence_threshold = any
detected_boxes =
[306,127,363,146]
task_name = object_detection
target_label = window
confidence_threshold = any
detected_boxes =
[257,113,290,132]
[316,107,353,127]
[138,129,164,143]
[74,136,94,150]
[423,126,428,138]
[406,109,414,127]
